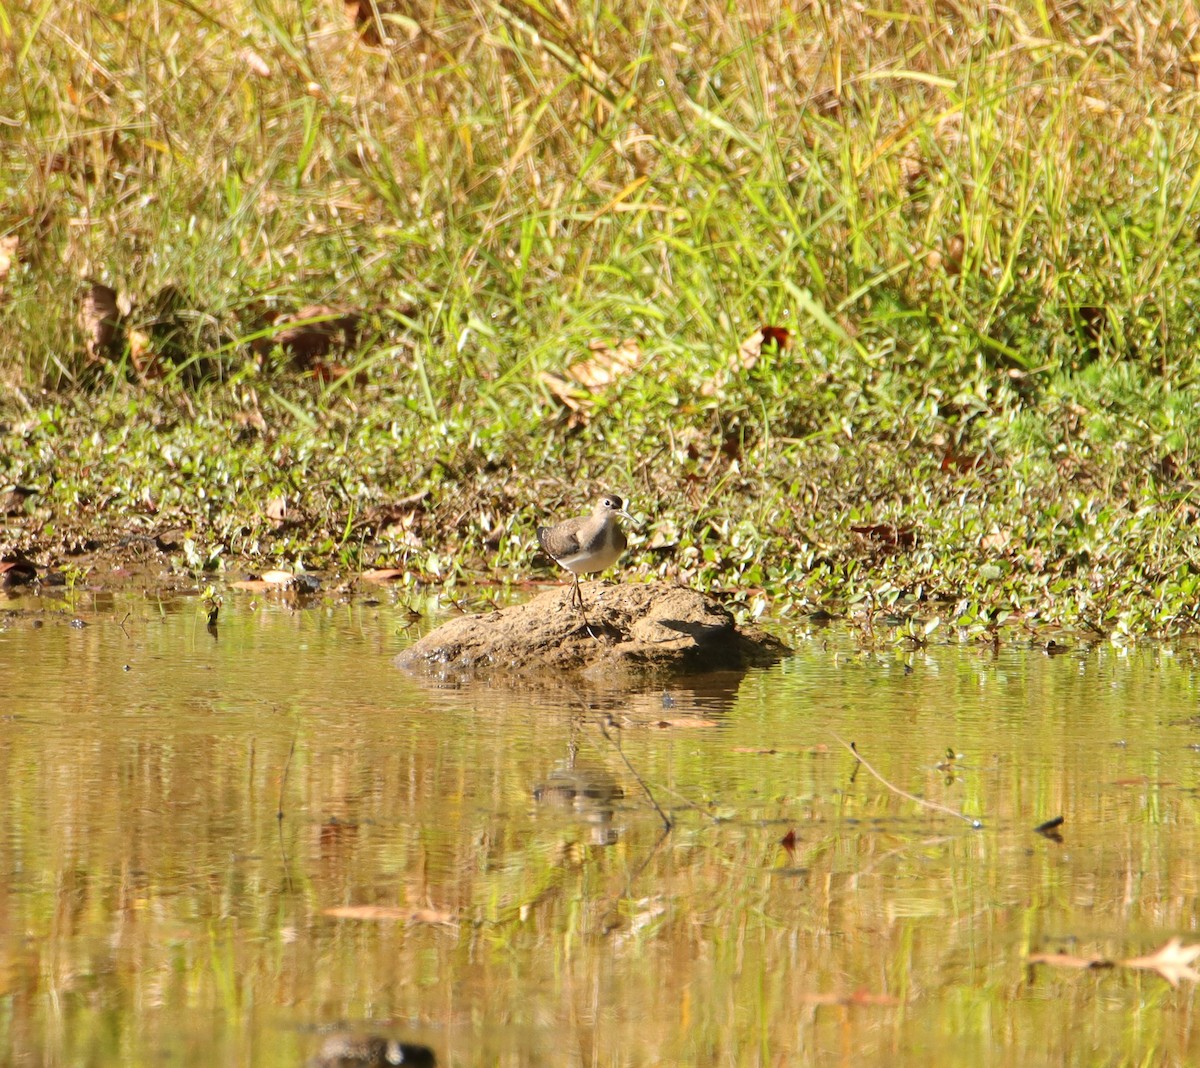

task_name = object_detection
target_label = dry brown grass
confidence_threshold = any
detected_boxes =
[2,1,1199,384]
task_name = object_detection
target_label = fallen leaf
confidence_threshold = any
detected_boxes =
[979,526,1009,552]
[566,337,641,389]
[541,339,641,429]
[702,324,791,397]
[539,369,586,412]
[760,325,790,351]
[736,325,787,371]
[360,568,408,583]
[79,281,122,359]
[1123,938,1200,988]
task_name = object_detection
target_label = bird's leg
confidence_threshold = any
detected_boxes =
[570,574,599,640]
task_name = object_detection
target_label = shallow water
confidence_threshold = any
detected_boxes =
[3,590,1200,1066]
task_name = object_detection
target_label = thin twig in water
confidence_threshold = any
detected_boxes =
[277,736,296,821]
[833,733,982,829]
[598,715,673,832]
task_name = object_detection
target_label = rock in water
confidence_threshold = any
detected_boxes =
[395,582,789,683]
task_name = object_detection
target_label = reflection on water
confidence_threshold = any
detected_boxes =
[3,592,1200,1065]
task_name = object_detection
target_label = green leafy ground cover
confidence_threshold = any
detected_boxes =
[3,2,1200,637]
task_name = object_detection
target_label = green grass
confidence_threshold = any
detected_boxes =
[3,2,1200,637]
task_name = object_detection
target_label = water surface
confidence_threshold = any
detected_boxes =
[2,591,1200,1066]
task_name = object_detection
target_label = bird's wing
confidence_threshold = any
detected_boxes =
[537,525,580,558]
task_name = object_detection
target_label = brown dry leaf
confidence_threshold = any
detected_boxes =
[79,282,121,359]
[322,905,457,925]
[979,527,1009,552]
[566,337,640,389]
[734,328,767,376]
[230,579,273,592]
[360,568,408,584]
[702,325,790,397]
[539,370,586,412]
[538,371,592,431]
[239,48,271,77]
[541,338,641,430]
[736,324,790,371]
[1122,939,1200,987]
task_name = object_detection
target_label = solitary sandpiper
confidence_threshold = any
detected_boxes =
[537,494,634,620]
